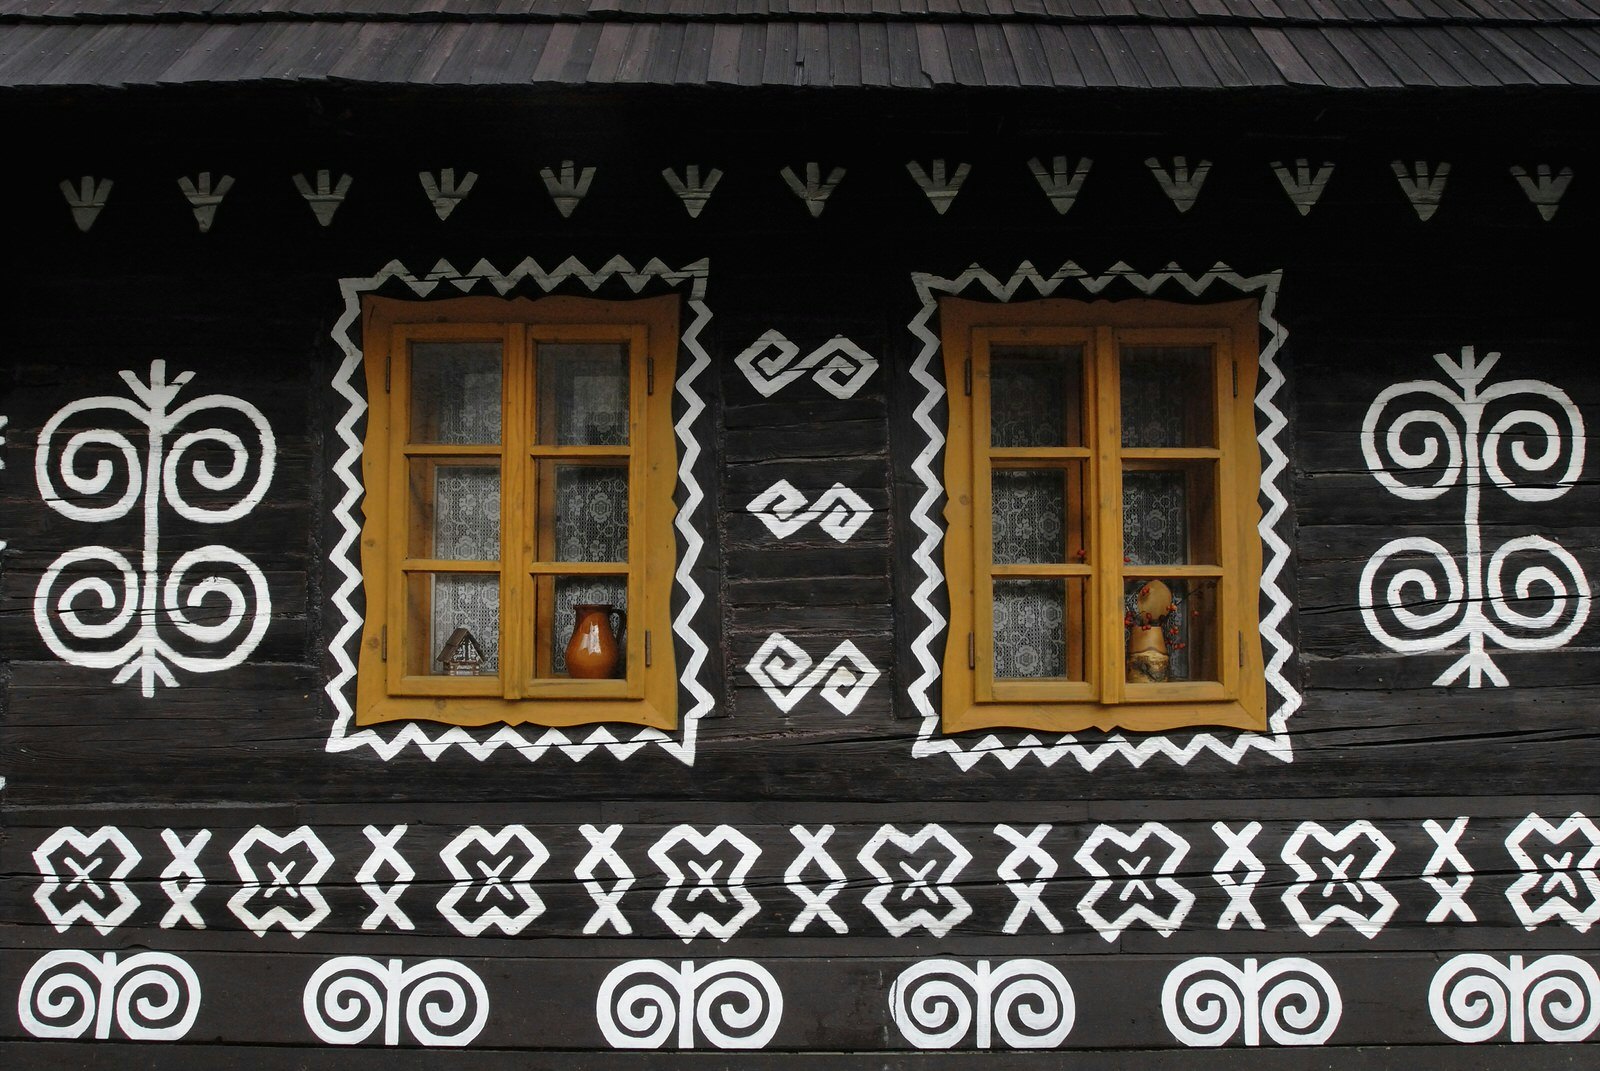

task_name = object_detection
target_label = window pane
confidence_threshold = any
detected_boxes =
[1119,345,1214,448]
[1124,577,1218,684]
[408,460,500,560]
[406,572,500,676]
[1121,465,1218,566]
[539,462,629,563]
[538,343,630,446]
[992,466,1086,565]
[409,342,502,444]
[539,575,628,678]
[994,578,1086,680]
[990,345,1084,448]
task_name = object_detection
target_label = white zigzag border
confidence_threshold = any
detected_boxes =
[325,256,715,765]
[907,260,1300,770]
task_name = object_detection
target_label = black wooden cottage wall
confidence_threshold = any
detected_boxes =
[1,85,1597,1066]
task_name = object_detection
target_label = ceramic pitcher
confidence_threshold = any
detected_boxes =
[565,603,625,679]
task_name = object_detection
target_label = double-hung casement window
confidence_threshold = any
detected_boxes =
[356,294,678,729]
[941,297,1267,734]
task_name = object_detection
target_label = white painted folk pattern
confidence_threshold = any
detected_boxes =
[1505,812,1600,933]
[661,165,722,218]
[33,827,142,935]
[158,829,211,930]
[1280,821,1398,939]
[1270,158,1334,215]
[326,256,715,765]
[577,823,637,935]
[60,176,112,232]
[177,172,233,232]
[1146,156,1211,212]
[1392,160,1450,220]
[745,632,880,715]
[1429,953,1600,1044]
[1213,821,1267,931]
[649,825,763,942]
[1074,823,1194,941]
[780,162,845,217]
[786,825,849,934]
[357,825,415,932]
[419,169,476,219]
[994,823,1062,934]
[303,956,489,1047]
[889,959,1075,1050]
[747,479,873,542]
[1360,347,1589,687]
[34,360,275,696]
[906,262,1298,770]
[596,959,784,1049]
[1162,957,1342,1047]
[227,826,335,938]
[437,826,550,937]
[1510,164,1574,221]
[1423,818,1477,923]
[293,170,353,227]
[1026,156,1091,214]
[540,160,596,217]
[857,825,973,937]
[906,159,970,215]
[18,950,202,1041]
[734,329,879,399]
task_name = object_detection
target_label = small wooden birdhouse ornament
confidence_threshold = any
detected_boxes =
[437,627,485,676]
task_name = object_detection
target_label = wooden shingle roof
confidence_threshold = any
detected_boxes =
[0,0,1595,88]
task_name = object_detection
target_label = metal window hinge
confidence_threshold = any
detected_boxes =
[380,625,388,663]
[1231,359,1238,399]
[647,356,655,395]
[385,353,392,393]
[968,632,976,670]
[963,358,973,396]
[645,630,653,667]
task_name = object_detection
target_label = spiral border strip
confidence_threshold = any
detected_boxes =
[905,260,1298,770]
[325,256,715,765]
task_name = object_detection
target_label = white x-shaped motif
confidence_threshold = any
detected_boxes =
[1212,821,1265,931]
[995,824,1061,934]
[687,861,727,902]
[576,824,635,936]
[356,824,414,932]
[64,857,104,897]
[1422,818,1475,923]
[898,859,940,903]
[786,825,848,934]
[159,829,211,930]
[264,861,300,898]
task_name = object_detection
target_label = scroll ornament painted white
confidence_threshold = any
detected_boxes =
[1162,957,1342,1047]
[745,632,880,715]
[596,959,784,1050]
[33,360,275,696]
[18,950,202,1041]
[889,959,1075,1050]
[1429,953,1600,1044]
[1359,347,1589,687]
[303,957,489,1047]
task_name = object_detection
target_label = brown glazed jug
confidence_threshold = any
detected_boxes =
[565,603,625,679]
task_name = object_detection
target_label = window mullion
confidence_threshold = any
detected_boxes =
[972,335,997,702]
[498,324,529,699]
[1094,326,1124,705]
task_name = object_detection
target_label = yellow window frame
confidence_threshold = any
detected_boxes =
[356,294,679,729]
[941,296,1267,734]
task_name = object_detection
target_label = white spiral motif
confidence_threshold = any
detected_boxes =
[987,961,1076,1049]
[303,957,488,1047]
[890,959,1073,1050]
[1162,957,1340,1047]
[161,396,276,522]
[18,950,201,1041]
[890,962,976,1049]
[1361,380,1466,501]
[34,546,143,666]
[691,963,783,1050]
[1360,349,1589,687]
[32,362,277,695]
[1430,953,1600,1044]
[161,545,272,667]
[36,407,146,521]
[596,960,783,1050]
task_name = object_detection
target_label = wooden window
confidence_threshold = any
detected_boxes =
[941,297,1266,734]
[356,294,678,728]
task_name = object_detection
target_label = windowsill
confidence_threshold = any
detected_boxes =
[358,695,675,730]
[942,698,1266,735]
